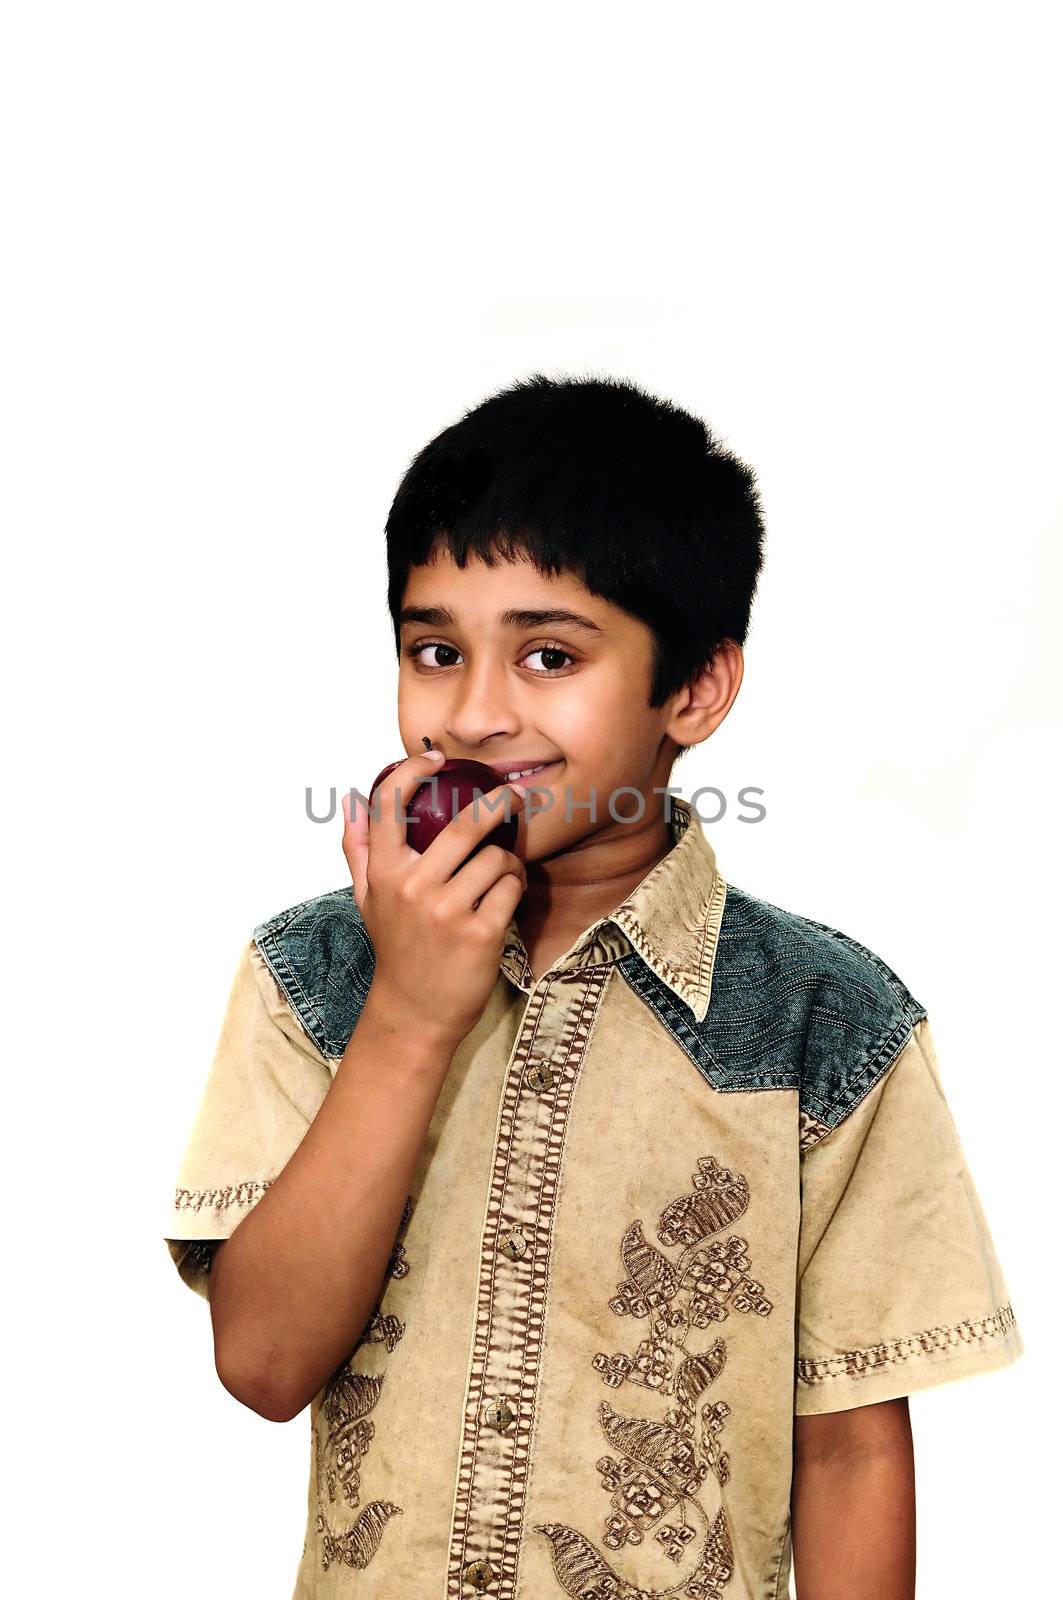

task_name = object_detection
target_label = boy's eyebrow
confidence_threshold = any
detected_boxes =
[399,604,604,635]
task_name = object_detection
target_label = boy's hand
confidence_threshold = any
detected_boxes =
[341,750,529,1049]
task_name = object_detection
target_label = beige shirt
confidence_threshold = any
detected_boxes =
[163,797,1022,1599]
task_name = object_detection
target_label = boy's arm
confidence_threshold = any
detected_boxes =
[791,1398,915,1600]
[209,987,457,1423]
[206,756,529,1423]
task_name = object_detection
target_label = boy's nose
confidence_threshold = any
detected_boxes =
[444,665,520,748]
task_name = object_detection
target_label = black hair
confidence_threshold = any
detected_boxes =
[385,372,765,757]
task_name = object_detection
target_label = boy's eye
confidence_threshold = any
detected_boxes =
[522,645,574,674]
[404,641,576,676]
[408,642,461,669]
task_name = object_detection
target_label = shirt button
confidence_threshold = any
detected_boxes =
[485,1395,516,1431]
[527,1061,556,1093]
[497,1225,528,1261]
[463,1557,496,1591]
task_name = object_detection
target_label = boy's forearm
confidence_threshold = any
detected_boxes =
[208,987,457,1422]
[791,1400,916,1600]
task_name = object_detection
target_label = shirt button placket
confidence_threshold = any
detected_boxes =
[450,969,610,1597]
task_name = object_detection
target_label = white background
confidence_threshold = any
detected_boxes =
[3,3,1059,1596]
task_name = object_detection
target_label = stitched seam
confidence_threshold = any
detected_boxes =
[769,1514,791,1600]
[619,957,723,1081]
[795,1302,1018,1384]
[617,955,741,1090]
[615,910,711,1006]
[254,927,328,1055]
[173,1178,274,1214]
[813,1015,917,1127]
[254,889,376,1060]
[694,872,727,1014]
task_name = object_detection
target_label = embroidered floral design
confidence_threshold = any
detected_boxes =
[311,1195,414,1574]
[536,1156,773,1599]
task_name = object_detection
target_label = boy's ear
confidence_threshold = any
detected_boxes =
[666,639,744,751]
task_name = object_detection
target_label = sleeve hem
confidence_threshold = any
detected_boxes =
[163,1176,278,1301]
[167,1176,276,1232]
[794,1315,1024,1415]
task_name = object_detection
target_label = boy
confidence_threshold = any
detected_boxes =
[163,374,1023,1599]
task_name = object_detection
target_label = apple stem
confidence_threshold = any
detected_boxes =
[422,736,434,752]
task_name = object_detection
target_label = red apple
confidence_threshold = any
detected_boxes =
[368,755,520,858]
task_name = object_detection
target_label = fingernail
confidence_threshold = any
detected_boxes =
[426,748,445,760]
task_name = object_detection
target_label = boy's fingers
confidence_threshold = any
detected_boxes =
[342,787,369,910]
[371,750,447,860]
[419,780,526,879]
[475,866,527,923]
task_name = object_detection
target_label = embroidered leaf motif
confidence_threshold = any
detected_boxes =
[658,1156,749,1247]
[536,1504,735,1598]
[315,1501,404,1572]
[545,1155,772,1597]
[614,1220,678,1313]
[311,1194,413,1573]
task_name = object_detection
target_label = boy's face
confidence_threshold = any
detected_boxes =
[396,547,686,862]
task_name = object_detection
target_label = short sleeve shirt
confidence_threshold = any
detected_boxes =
[162,796,1023,1599]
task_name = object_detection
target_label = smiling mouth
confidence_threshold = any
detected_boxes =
[502,760,560,783]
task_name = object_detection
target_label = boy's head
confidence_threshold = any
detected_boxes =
[384,373,764,854]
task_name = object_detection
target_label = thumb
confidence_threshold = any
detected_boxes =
[341,787,370,911]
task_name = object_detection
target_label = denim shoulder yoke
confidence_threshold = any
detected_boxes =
[252,880,926,1135]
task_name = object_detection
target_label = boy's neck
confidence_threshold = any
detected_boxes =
[514,802,676,982]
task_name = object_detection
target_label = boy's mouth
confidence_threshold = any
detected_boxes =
[485,759,561,783]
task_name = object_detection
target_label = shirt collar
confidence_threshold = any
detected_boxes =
[501,794,725,1025]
